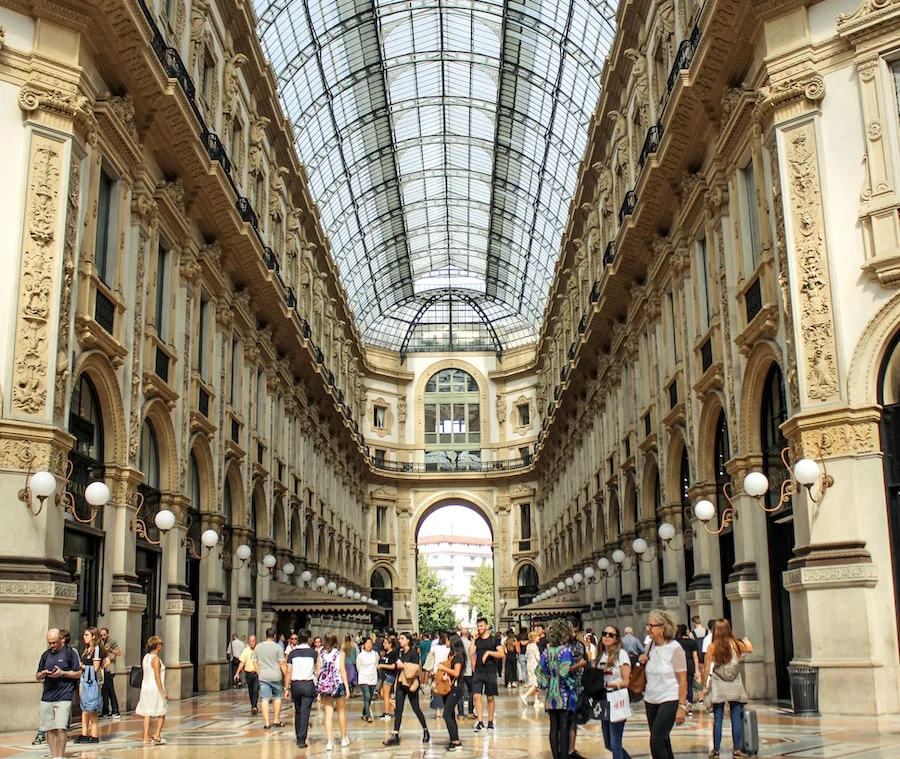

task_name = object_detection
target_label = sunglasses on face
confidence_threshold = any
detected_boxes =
[601,632,618,638]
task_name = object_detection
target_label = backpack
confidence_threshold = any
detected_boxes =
[80,664,101,712]
[317,650,342,696]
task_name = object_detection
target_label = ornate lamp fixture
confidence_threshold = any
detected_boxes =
[182,513,220,560]
[20,456,110,523]
[695,445,834,534]
[131,492,176,545]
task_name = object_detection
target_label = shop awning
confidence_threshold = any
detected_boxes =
[509,595,589,618]
[268,581,386,616]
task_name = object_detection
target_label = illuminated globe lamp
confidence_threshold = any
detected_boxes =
[236,543,252,567]
[300,570,313,585]
[657,522,677,543]
[201,529,220,550]
[743,471,769,499]
[154,509,177,533]
[612,549,626,565]
[283,562,296,577]
[327,581,337,593]
[632,537,648,555]
[315,576,327,590]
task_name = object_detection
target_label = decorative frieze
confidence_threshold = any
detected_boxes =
[783,563,878,592]
[0,580,76,604]
[12,137,64,416]
[53,154,80,424]
[166,597,196,615]
[783,123,840,403]
[109,592,148,612]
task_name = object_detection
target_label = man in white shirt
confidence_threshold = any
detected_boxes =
[228,634,246,688]
[701,619,715,659]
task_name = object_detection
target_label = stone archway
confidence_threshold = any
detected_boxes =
[409,494,501,632]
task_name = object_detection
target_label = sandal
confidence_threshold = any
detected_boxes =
[273,722,285,727]
[152,737,167,745]
[263,724,271,730]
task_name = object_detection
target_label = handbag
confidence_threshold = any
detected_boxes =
[129,665,143,689]
[627,643,651,696]
[607,687,632,723]
[434,673,452,696]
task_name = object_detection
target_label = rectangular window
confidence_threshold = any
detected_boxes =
[741,163,761,267]
[231,117,243,170]
[520,502,532,540]
[201,48,215,107]
[374,449,386,466]
[696,236,711,333]
[376,506,388,542]
[95,169,115,285]
[373,405,386,429]
[155,244,168,340]
[468,405,480,443]
[230,336,239,405]
[256,368,264,429]
[197,297,208,378]
[424,403,436,444]
[666,289,678,364]
[517,403,530,427]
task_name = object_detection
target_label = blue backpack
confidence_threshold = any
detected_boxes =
[81,664,101,712]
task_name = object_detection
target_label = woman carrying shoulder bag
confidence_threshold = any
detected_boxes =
[437,635,466,751]
[596,626,632,759]
[640,610,688,759]
[700,619,753,759]
[383,632,429,746]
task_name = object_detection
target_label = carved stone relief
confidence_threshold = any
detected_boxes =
[54,155,81,424]
[13,138,63,415]
[784,125,840,402]
[768,143,802,411]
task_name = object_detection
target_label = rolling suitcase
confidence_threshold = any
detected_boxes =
[741,707,759,756]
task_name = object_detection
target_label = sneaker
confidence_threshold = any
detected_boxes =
[709,751,720,759]
[734,751,749,759]
[467,713,477,720]
[88,737,100,743]
[487,722,495,730]
[474,721,484,731]
[297,741,309,748]
[326,742,335,751]
[446,743,461,752]
[341,737,351,747]
[112,713,121,719]
[31,733,45,745]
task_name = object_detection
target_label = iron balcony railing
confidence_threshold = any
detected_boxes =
[639,124,663,169]
[371,455,533,474]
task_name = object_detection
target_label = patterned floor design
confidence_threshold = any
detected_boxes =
[3,688,900,758]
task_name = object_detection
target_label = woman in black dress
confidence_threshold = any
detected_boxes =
[675,624,700,714]
[383,632,429,746]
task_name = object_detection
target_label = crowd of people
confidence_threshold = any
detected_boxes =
[35,613,751,758]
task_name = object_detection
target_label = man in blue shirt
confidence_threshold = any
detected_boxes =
[36,628,81,759]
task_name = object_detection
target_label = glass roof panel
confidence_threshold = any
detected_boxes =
[253,0,617,352]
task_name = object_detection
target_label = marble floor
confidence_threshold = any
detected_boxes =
[4,688,900,759]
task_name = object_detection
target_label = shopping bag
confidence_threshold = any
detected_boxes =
[607,687,633,723]
[129,665,143,689]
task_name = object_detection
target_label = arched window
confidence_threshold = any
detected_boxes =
[423,368,481,470]
[70,375,104,461]
[761,364,793,699]
[714,411,734,620]
[140,421,161,490]
[517,564,539,607]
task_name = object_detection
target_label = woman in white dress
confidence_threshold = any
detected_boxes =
[136,636,168,745]
[520,632,542,707]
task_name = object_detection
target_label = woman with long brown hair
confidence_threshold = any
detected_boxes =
[316,632,350,750]
[75,627,103,744]
[701,619,753,759]
[377,635,398,719]
[382,632,429,746]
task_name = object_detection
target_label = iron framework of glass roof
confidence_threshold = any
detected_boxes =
[253,0,617,353]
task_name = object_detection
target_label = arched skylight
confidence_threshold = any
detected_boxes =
[253,0,617,352]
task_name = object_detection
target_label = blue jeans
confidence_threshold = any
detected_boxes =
[712,701,743,752]
[602,718,632,759]
[360,684,375,718]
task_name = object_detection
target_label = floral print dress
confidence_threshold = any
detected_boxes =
[537,645,576,712]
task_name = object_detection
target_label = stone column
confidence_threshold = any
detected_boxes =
[105,466,147,710]
[201,512,229,691]
[162,493,194,700]
[685,485,716,627]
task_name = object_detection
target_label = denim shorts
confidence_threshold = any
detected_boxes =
[259,680,283,701]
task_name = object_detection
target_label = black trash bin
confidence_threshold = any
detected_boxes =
[787,665,819,715]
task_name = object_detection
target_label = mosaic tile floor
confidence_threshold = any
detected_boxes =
[3,688,900,758]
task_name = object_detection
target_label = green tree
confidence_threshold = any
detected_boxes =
[468,562,494,627]
[417,554,457,634]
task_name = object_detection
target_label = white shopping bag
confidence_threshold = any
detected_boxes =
[607,687,633,723]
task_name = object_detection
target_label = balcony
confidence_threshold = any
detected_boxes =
[590,280,601,302]
[370,453,533,474]
[236,197,258,229]
[618,191,636,224]
[639,124,663,169]
[578,314,587,333]
[201,129,231,174]
[263,247,280,275]
[603,241,615,266]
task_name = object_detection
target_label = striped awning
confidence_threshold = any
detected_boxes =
[509,594,589,618]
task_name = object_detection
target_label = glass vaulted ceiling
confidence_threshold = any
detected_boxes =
[253,0,617,353]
